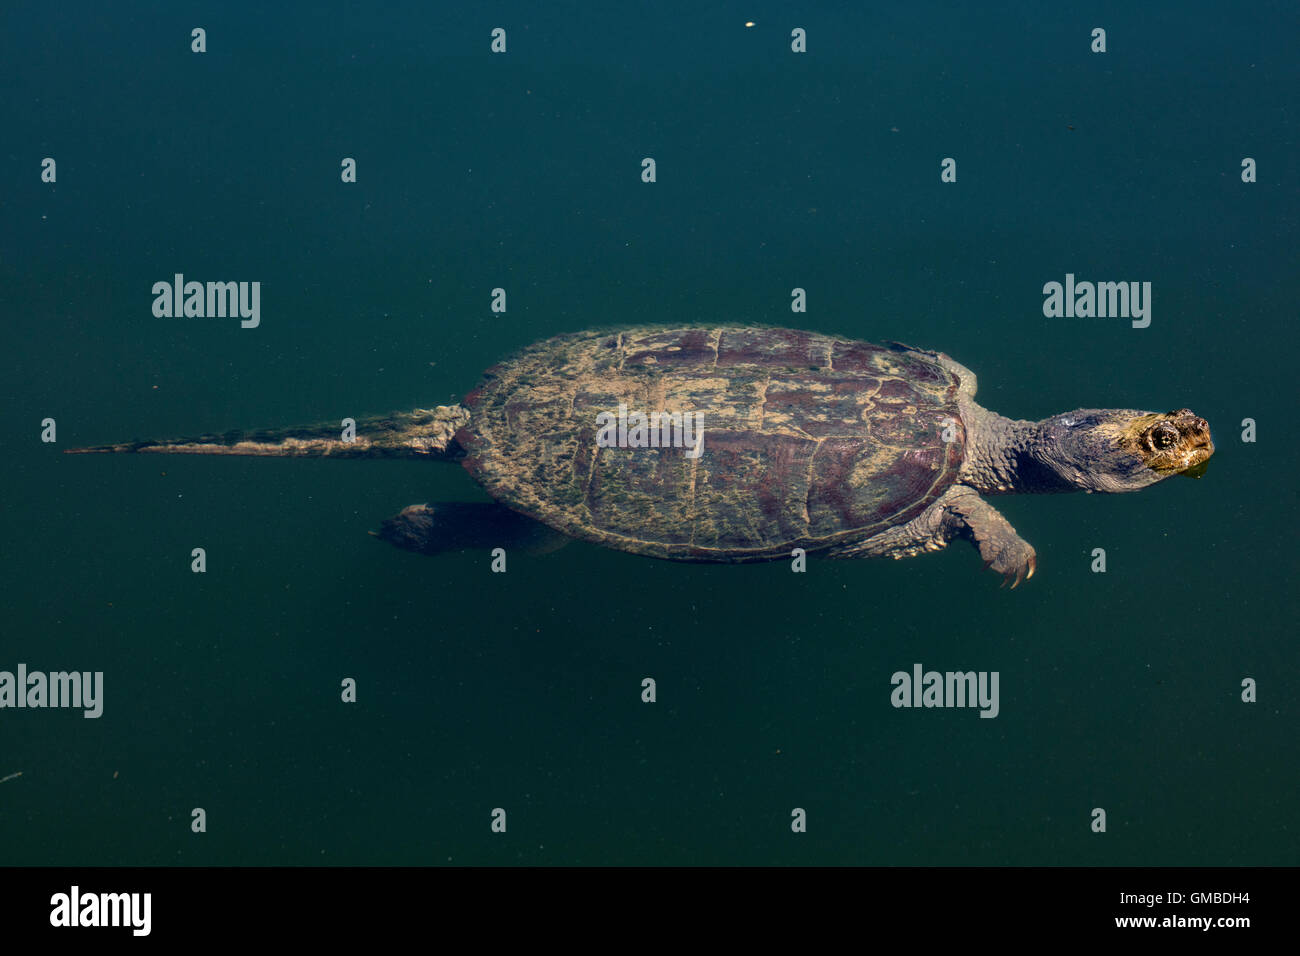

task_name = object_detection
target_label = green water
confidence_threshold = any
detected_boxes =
[1,2,1296,865]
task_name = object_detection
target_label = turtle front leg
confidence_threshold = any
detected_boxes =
[827,485,1036,586]
[941,486,1037,587]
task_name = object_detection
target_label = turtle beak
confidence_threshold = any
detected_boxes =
[1173,411,1214,476]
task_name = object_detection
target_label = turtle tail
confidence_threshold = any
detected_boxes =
[65,405,470,460]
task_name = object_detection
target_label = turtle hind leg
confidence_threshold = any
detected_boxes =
[373,502,569,557]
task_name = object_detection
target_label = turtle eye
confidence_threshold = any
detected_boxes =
[1151,422,1180,450]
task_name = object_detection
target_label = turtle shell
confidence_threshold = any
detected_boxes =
[456,327,967,561]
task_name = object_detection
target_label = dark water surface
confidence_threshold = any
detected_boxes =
[1,2,1296,864]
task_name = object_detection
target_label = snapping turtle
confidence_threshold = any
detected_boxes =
[69,326,1214,585]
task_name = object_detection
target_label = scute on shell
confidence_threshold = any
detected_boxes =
[456,327,966,561]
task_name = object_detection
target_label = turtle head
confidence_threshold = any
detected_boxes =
[1038,408,1214,493]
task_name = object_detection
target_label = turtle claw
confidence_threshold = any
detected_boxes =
[982,540,1037,589]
